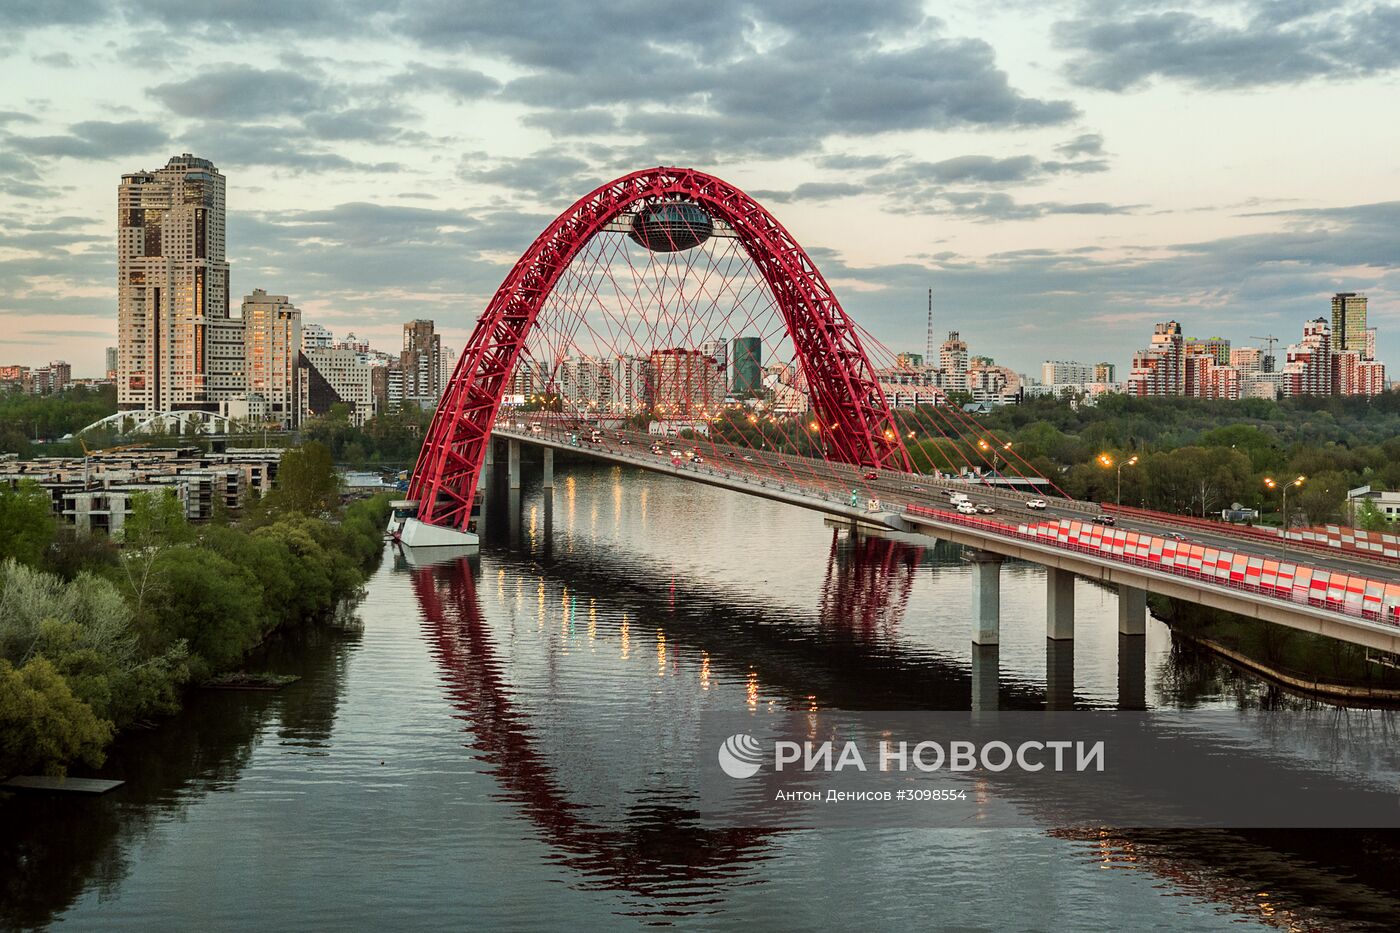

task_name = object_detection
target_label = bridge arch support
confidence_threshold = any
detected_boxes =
[409,166,910,530]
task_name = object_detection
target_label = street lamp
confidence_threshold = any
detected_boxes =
[978,438,1012,477]
[1098,452,1138,507]
[1264,475,1306,541]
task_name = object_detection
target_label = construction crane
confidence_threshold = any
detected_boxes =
[1250,334,1279,371]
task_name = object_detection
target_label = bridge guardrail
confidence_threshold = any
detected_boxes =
[1101,503,1400,568]
[903,503,1400,631]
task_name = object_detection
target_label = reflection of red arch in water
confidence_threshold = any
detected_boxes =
[410,558,771,910]
[407,167,910,530]
[818,532,922,637]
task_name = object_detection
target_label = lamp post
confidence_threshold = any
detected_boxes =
[1098,453,1138,507]
[978,438,1012,478]
[1264,475,1306,551]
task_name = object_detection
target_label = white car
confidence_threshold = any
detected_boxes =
[1026,498,1047,510]
[956,502,979,515]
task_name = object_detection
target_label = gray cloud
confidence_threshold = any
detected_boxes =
[1056,2,1400,91]
[7,120,168,159]
[119,0,381,36]
[4,0,109,28]
[150,65,341,119]
[409,65,502,102]
[175,122,402,173]
[750,182,866,203]
[1055,132,1105,157]
[302,105,428,144]
[458,152,605,202]
[389,0,1072,157]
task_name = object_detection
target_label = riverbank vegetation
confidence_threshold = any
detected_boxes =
[0,442,390,777]
[1151,595,1400,697]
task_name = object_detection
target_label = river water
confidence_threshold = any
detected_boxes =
[5,462,1400,930]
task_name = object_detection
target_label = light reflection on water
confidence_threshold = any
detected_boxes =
[7,463,1398,930]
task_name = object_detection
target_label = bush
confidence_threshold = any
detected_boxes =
[0,656,113,777]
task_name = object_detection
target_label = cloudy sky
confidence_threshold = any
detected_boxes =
[2,0,1398,378]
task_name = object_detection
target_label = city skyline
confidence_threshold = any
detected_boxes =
[1,1,1398,378]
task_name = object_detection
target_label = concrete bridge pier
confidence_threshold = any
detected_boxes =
[1118,633,1147,710]
[966,549,1004,646]
[1118,584,1147,636]
[1046,567,1075,641]
[1046,638,1075,710]
[477,441,494,530]
[971,644,1000,712]
[508,438,521,490]
[542,446,554,491]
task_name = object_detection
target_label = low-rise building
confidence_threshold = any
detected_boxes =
[0,446,283,536]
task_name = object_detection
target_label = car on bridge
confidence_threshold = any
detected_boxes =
[1092,513,1116,526]
[956,502,979,515]
[977,504,996,514]
[864,471,878,480]
[1026,498,1047,510]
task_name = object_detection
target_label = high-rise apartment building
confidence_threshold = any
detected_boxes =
[1283,318,1332,396]
[939,331,969,394]
[1127,321,1185,396]
[731,336,763,396]
[117,154,232,412]
[302,322,333,351]
[608,355,651,414]
[559,355,610,412]
[401,319,442,407]
[1186,336,1231,365]
[649,348,725,417]
[302,348,373,425]
[104,347,118,380]
[1093,362,1116,383]
[1331,292,1367,353]
[1229,346,1262,372]
[700,339,728,392]
[1041,361,1095,385]
[241,289,302,428]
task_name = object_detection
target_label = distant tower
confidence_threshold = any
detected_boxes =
[925,288,934,365]
[117,153,233,412]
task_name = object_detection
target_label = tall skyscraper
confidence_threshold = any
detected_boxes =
[1127,321,1185,396]
[731,336,762,396]
[1331,292,1367,353]
[241,289,302,428]
[104,346,117,380]
[401,319,442,406]
[939,331,969,393]
[1283,318,1332,396]
[117,154,232,412]
[700,339,729,392]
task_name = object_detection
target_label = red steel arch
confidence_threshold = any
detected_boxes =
[408,166,911,530]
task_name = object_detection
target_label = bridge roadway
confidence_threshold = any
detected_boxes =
[490,423,1400,653]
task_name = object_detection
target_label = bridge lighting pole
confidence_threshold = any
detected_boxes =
[1264,475,1306,550]
[1098,453,1137,506]
[978,438,1012,478]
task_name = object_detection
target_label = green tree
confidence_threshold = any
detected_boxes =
[145,548,264,677]
[0,480,55,567]
[1355,498,1392,532]
[266,442,340,515]
[0,656,113,777]
[121,489,190,548]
